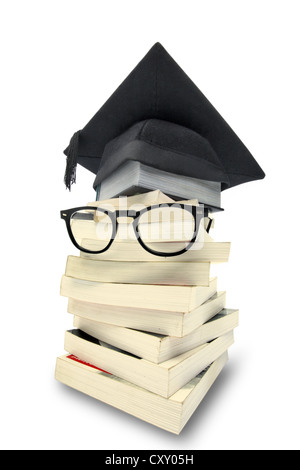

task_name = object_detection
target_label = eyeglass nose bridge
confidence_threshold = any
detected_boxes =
[115,209,139,223]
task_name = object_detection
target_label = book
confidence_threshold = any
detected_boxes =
[73,309,239,363]
[65,255,211,286]
[68,291,226,337]
[55,351,228,435]
[96,161,222,210]
[63,329,234,397]
[80,239,230,263]
[60,276,218,313]
[89,189,176,210]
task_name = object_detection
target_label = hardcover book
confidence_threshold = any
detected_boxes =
[96,161,222,209]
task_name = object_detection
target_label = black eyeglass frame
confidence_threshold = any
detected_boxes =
[60,203,206,258]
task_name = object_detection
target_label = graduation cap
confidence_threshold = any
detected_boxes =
[63,42,265,192]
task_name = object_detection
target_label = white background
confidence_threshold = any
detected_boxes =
[1,0,299,450]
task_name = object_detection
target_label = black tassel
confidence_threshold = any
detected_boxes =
[64,130,81,190]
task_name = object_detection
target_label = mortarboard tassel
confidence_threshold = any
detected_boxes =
[64,130,81,190]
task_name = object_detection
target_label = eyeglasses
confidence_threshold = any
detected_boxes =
[60,203,205,258]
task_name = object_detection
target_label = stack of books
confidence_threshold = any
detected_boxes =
[55,191,238,434]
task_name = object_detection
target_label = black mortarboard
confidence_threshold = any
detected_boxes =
[63,43,265,191]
